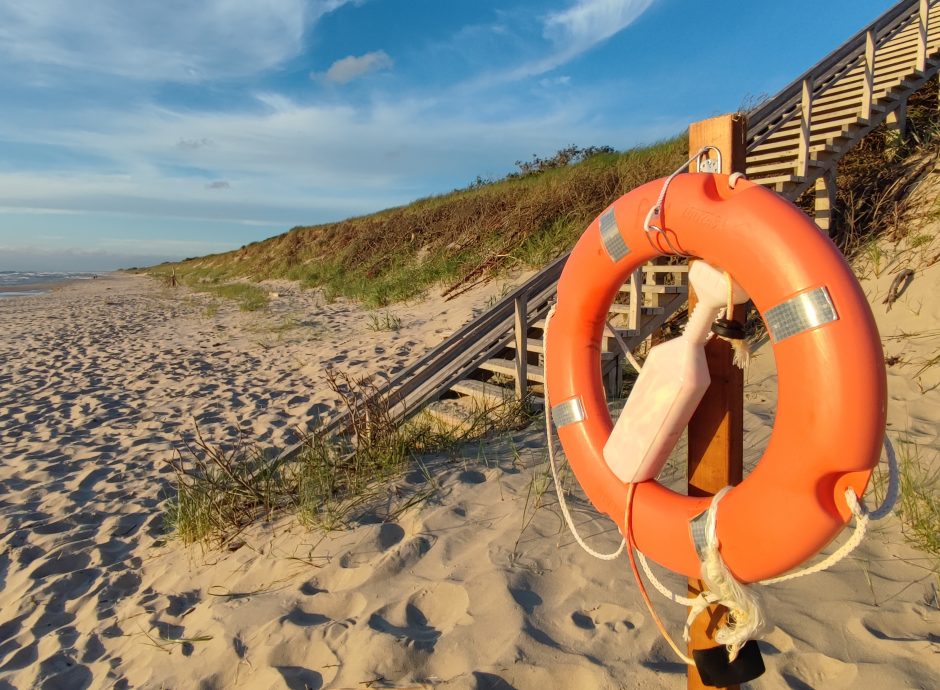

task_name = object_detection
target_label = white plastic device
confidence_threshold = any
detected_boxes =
[603,262,749,483]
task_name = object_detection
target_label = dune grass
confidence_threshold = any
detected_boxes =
[164,371,533,544]
[891,440,940,561]
[144,137,689,308]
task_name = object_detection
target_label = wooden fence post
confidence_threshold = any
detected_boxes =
[797,77,813,178]
[686,113,747,690]
[513,292,528,402]
[861,29,876,121]
[917,0,929,73]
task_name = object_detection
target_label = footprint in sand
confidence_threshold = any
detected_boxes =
[778,652,858,689]
[569,602,643,635]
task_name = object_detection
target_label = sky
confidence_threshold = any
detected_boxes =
[0,0,893,271]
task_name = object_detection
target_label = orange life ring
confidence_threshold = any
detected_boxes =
[545,172,886,584]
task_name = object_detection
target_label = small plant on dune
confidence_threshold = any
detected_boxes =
[366,311,402,331]
[870,437,940,566]
[482,282,514,309]
[205,283,269,311]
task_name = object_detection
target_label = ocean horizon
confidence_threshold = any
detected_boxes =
[0,270,102,299]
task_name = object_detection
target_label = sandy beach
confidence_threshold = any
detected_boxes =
[0,255,938,688]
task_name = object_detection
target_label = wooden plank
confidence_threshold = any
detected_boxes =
[627,267,642,330]
[919,0,929,71]
[608,303,665,316]
[478,358,546,383]
[514,293,528,401]
[450,378,515,405]
[863,29,876,120]
[643,264,690,273]
[686,113,746,690]
[814,167,837,234]
[617,284,686,294]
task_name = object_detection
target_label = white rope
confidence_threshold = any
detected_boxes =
[643,145,721,233]
[637,552,697,606]
[544,305,625,561]
[683,488,766,662]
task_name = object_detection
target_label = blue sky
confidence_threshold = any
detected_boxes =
[0,0,891,271]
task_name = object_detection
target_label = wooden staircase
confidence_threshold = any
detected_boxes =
[746,0,940,212]
[280,0,940,451]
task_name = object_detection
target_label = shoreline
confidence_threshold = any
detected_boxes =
[0,272,113,298]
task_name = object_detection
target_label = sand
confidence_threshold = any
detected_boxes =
[0,248,937,689]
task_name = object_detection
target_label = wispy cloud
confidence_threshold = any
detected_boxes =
[317,50,394,84]
[459,0,657,88]
[544,0,656,52]
[0,0,354,81]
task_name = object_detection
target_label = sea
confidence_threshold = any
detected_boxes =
[0,271,100,299]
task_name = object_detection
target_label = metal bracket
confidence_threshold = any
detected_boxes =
[695,145,723,173]
[697,155,721,174]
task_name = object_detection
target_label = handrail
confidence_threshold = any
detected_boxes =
[747,1,926,152]
[748,0,921,130]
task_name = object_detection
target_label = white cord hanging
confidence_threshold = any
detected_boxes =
[544,305,625,561]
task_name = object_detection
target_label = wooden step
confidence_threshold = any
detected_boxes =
[751,126,855,155]
[746,157,826,176]
[424,398,478,432]
[601,329,640,353]
[450,378,546,410]
[760,114,870,144]
[503,338,544,354]
[619,284,686,294]
[814,69,916,105]
[608,303,665,316]
[479,358,546,383]
[750,174,803,192]
[643,264,690,274]
[746,144,836,164]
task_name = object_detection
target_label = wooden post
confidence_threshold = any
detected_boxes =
[885,95,909,153]
[814,167,837,235]
[686,114,746,690]
[861,29,876,121]
[627,267,643,330]
[513,293,528,402]
[797,77,813,178]
[917,0,929,73]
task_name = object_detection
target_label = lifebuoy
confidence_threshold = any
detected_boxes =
[545,172,886,584]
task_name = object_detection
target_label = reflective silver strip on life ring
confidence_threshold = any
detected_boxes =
[551,396,586,428]
[764,286,839,344]
[688,508,710,563]
[599,209,630,263]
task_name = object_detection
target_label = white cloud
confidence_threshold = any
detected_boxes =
[318,50,394,84]
[0,0,354,81]
[461,0,657,88]
[544,0,656,52]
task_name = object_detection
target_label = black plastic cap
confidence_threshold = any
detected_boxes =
[711,318,746,340]
[692,639,765,687]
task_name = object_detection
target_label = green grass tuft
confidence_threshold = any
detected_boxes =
[164,371,531,544]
